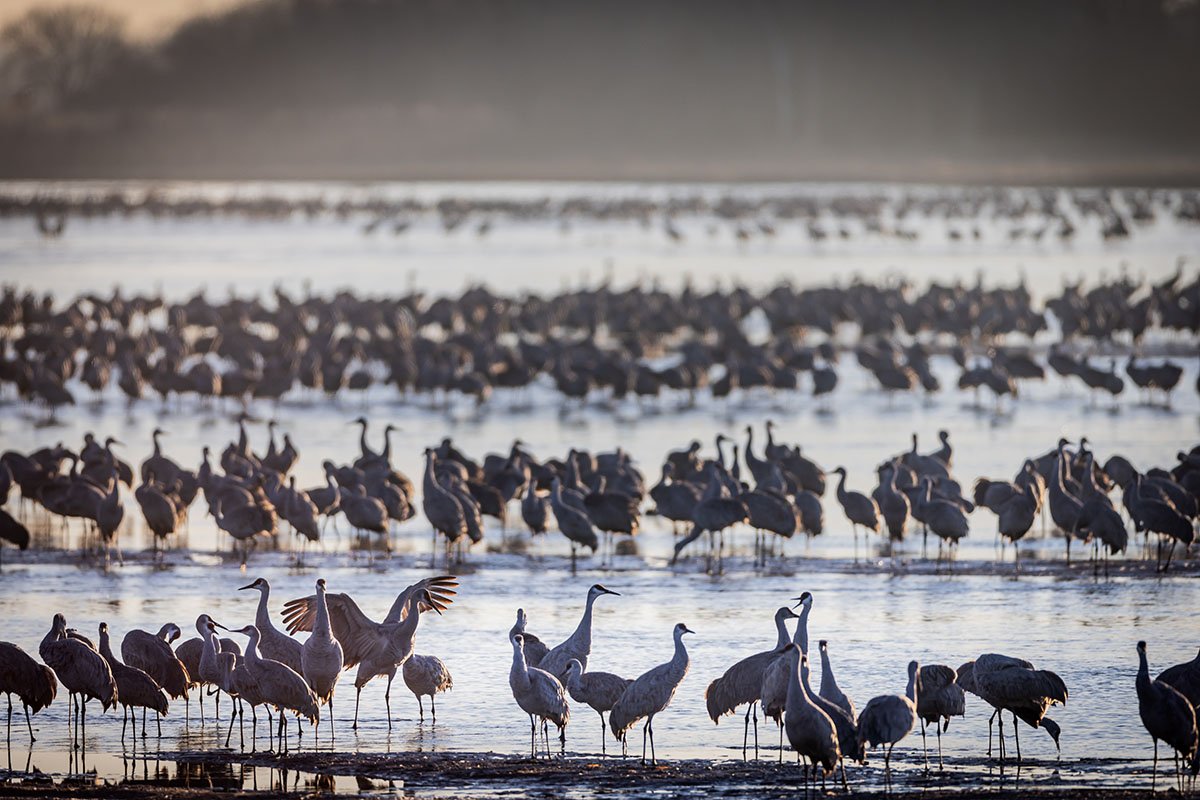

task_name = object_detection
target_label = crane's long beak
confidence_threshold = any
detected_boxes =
[682,626,696,635]
[237,582,256,591]
[601,587,621,596]
[212,621,229,631]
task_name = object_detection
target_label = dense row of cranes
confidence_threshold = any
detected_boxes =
[1,420,1196,575]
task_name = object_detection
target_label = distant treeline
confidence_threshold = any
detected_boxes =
[6,0,1200,182]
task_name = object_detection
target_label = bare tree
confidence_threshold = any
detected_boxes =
[0,4,128,111]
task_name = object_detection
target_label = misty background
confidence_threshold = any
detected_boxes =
[1,0,1198,183]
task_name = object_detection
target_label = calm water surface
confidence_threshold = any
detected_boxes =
[0,181,1197,793]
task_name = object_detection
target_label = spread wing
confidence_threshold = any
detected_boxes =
[383,575,459,623]
[281,592,380,669]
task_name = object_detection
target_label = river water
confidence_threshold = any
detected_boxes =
[0,180,1197,794]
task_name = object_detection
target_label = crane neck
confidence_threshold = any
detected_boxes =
[786,649,807,712]
[792,603,811,654]
[152,431,162,456]
[243,628,262,663]
[358,421,370,456]
[772,609,792,651]
[906,665,920,705]
[397,592,423,641]
[671,628,690,670]
[569,592,600,651]
[254,584,274,631]
[1136,647,1150,691]
[819,647,841,695]
[510,638,529,686]
[382,427,393,460]
[314,585,332,638]
[98,627,115,663]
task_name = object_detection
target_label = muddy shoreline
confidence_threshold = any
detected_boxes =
[1,750,1183,799]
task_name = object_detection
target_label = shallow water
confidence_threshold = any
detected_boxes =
[1,180,1198,794]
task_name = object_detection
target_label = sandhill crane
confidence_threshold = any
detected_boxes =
[120,623,189,721]
[858,660,920,787]
[403,653,452,722]
[97,623,168,740]
[565,659,630,756]
[760,595,819,757]
[609,622,694,765]
[39,613,118,746]
[1158,649,1200,710]
[0,509,31,569]
[782,645,844,791]
[234,625,319,750]
[649,464,701,534]
[301,578,343,739]
[176,614,240,723]
[916,664,966,770]
[1137,641,1200,791]
[1130,472,1194,572]
[875,462,911,546]
[833,467,880,562]
[549,477,599,572]
[281,575,457,728]
[537,584,620,683]
[706,603,801,759]
[509,609,550,667]
[672,463,748,571]
[423,449,468,563]
[0,641,56,742]
[818,640,856,721]
[509,633,569,758]
[239,577,303,673]
[1048,444,1086,564]
[918,478,970,567]
[958,653,1067,762]
[769,634,861,772]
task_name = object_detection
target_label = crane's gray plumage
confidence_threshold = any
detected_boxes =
[959,653,1067,761]
[1136,640,1199,790]
[0,641,57,742]
[509,633,569,758]
[609,622,693,765]
[98,622,168,739]
[301,578,344,737]
[916,663,966,769]
[818,640,856,721]
[239,577,304,674]
[1157,648,1200,710]
[537,584,620,683]
[706,603,801,760]
[39,613,118,742]
[403,653,453,721]
[121,623,189,702]
[565,658,631,755]
[782,646,843,789]
[858,660,920,786]
[234,624,319,745]
[281,575,455,728]
[509,608,549,667]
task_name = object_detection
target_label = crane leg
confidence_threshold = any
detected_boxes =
[921,720,929,770]
[225,701,238,748]
[121,706,128,744]
[885,743,894,788]
[1152,738,1158,791]
[329,696,335,740]
[752,701,759,759]
[778,721,783,764]
[1012,712,1021,762]
[937,720,944,771]
[24,702,34,743]
[353,687,361,729]
[142,707,147,738]
[529,714,536,759]
[997,711,1005,763]
[599,712,606,756]
[6,694,10,744]
[742,705,750,760]
[417,696,424,722]
[385,674,394,728]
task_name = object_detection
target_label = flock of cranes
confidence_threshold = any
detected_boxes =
[3,580,1196,793]
[1,419,1197,575]
[1,269,1197,425]
[9,184,1199,247]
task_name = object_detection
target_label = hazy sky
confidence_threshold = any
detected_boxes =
[0,0,247,38]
